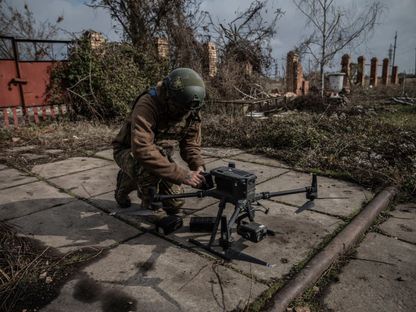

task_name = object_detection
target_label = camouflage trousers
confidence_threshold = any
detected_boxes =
[113,148,183,209]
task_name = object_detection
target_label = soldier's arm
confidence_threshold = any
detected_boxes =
[179,113,205,171]
[131,96,189,185]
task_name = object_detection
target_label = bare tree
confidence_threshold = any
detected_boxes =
[0,0,64,59]
[211,0,283,74]
[293,0,382,95]
[89,0,209,69]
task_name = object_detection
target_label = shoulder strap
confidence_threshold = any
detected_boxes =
[129,86,157,110]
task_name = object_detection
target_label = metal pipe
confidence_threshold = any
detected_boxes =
[266,186,398,312]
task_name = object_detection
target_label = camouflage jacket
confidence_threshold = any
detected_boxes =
[112,88,205,185]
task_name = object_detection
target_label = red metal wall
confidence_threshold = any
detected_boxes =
[0,60,20,107]
[20,62,55,106]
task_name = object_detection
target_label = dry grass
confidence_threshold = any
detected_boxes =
[0,120,120,170]
[0,221,104,312]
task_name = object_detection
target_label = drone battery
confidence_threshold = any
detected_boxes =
[189,217,217,232]
[155,215,183,235]
[237,222,268,243]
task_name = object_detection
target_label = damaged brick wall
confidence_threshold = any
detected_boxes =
[286,51,308,95]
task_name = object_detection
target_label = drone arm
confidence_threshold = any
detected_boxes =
[152,190,209,202]
[255,174,318,201]
[255,187,310,200]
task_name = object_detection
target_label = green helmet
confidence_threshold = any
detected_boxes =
[164,68,206,111]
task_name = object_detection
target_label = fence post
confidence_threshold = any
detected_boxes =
[370,57,378,87]
[341,54,351,90]
[357,56,365,86]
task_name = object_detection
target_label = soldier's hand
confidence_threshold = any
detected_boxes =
[183,169,205,188]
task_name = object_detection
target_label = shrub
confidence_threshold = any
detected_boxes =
[49,37,168,120]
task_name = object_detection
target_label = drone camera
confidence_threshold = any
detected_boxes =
[237,222,268,243]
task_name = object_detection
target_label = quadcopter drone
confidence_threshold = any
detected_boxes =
[138,162,318,267]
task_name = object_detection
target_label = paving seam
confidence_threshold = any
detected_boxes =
[1,201,75,222]
[0,178,41,191]
[39,163,114,180]
[371,229,416,247]
[227,156,292,170]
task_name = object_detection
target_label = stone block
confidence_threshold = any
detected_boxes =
[0,180,74,221]
[50,164,119,198]
[41,234,268,312]
[12,200,141,253]
[94,149,113,161]
[0,168,38,190]
[32,157,113,179]
[324,233,416,312]
[379,203,416,244]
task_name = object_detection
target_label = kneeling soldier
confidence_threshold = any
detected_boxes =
[112,68,206,216]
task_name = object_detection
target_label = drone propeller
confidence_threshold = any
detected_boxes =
[295,200,315,214]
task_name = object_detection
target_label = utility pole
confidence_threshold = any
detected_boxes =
[388,44,393,62]
[414,48,416,76]
[392,31,397,72]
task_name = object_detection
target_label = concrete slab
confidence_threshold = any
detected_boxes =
[41,234,268,312]
[11,200,141,253]
[0,168,38,190]
[6,145,37,153]
[379,203,416,244]
[324,233,416,312]
[206,159,289,184]
[256,171,372,218]
[32,157,113,179]
[0,181,74,221]
[94,149,113,161]
[50,165,119,198]
[168,201,343,281]
[44,149,64,155]
[202,147,245,158]
[230,152,290,169]
[21,153,48,160]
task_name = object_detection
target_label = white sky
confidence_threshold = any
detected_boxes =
[7,0,416,73]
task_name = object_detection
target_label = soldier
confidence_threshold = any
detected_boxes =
[112,68,206,216]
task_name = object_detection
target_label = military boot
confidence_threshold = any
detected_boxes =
[139,186,167,223]
[159,180,185,215]
[115,170,136,208]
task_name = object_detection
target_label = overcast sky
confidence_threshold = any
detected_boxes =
[7,0,416,73]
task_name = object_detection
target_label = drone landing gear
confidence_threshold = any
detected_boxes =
[188,199,274,268]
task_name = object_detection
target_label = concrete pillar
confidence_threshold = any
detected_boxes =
[391,66,399,84]
[83,31,105,49]
[294,60,303,95]
[156,37,169,59]
[286,51,297,93]
[341,54,351,90]
[302,80,309,95]
[206,42,217,78]
[357,56,365,86]
[370,57,378,87]
[382,58,389,85]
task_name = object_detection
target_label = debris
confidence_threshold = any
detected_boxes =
[39,272,47,280]
[391,97,415,106]
[12,137,20,143]
[45,276,53,284]
[295,306,311,312]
